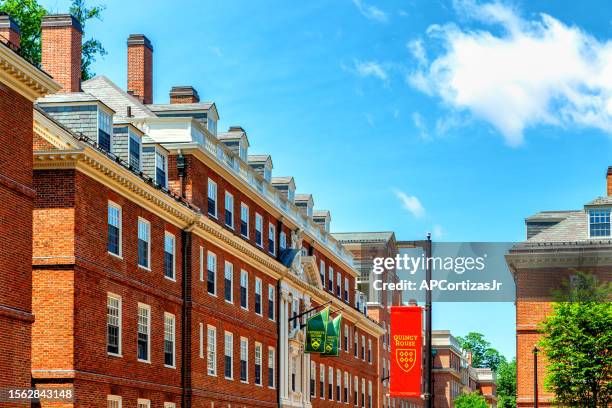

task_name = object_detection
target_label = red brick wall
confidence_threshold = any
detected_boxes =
[127,41,153,104]
[0,79,34,392]
[41,24,81,93]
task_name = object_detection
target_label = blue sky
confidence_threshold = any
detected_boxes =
[40,0,612,359]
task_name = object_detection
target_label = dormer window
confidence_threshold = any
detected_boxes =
[264,167,271,182]
[288,189,295,202]
[128,130,141,170]
[239,143,247,161]
[155,151,167,188]
[98,110,112,152]
[589,208,611,237]
[208,118,217,136]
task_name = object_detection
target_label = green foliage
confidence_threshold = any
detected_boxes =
[457,332,506,372]
[69,0,106,80]
[0,0,46,64]
[496,358,517,408]
[540,273,612,407]
[454,391,488,408]
[0,0,106,79]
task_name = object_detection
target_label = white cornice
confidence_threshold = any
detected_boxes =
[0,45,60,100]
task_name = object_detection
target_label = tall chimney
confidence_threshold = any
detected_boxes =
[170,86,200,104]
[0,13,20,48]
[607,167,612,196]
[127,34,153,105]
[41,14,82,93]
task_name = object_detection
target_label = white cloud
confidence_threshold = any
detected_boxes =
[432,224,445,239]
[407,39,427,65]
[412,112,429,140]
[408,0,612,146]
[352,0,388,23]
[395,190,426,218]
[354,60,389,81]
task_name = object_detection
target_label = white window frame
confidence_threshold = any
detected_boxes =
[128,129,141,170]
[255,277,262,316]
[240,269,249,310]
[268,284,275,321]
[164,312,176,368]
[280,231,287,251]
[207,325,217,376]
[368,339,372,364]
[588,207,612,238]
[164,403,176,408]
[208,178,217,218]
[255,213,263,247]
[137,303,151,363]
[344,277,349,302]
[224,261,233,304]
[107,292,122,357]
[137,398,150,408]
[240,203,249,238]
[207,251,217,296]
[224,331,234,380]
[268,223,276,255]
[320,260,325,288]
[268,346,276,389]
[320,363,325,400]
[155,149,168,188]
[240,336,249,383]
[255,342,263,386]
[225,191,234,229]
[107,200,122,258]
[107,395,122,408]
[337,273,342,298]
[137,217,151,270]
[164,232,176,281]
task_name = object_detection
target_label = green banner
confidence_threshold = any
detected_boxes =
[305,307,329,353]
[322,314,342,357]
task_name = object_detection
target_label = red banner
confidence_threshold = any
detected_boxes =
[390,306,423,398]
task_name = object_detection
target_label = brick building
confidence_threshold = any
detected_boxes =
[0,14,60,406]
[431,331,496,408]
[506,169,612,407]
[333,233,422,408]
[26,13,383,408]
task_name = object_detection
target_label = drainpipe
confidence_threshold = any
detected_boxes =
[277,277,282,408]
[181,220,196,408]
[177,150,186,198]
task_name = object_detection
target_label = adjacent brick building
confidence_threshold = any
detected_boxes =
[27,13,383,408]
[0,15,60,406]
[506,170,612,407]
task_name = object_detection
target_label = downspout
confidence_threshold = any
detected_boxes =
[176,150,186,198]
[276,277,282,408]
[181,220,196,408]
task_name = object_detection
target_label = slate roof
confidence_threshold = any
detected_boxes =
[148,102,213,112]
[247,155,271,163]
[37,92,100,104]
[332,231,395,243]
[526,211,586,242]
[81,76,156,119]
[525,210,576,222]
[585,196,612,206]
[271,176,294,184]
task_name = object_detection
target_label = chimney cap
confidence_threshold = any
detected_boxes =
[607,166,612,175]
[41,14,82,33]
[127,34,153,51]
[170,85,199,101]
[0,13,19,33]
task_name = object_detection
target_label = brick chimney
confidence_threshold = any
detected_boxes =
[41,14,82,93]
[170,86,199,104]
[127,34,153,104]
[607,167,612,196]
[0,13,20,48]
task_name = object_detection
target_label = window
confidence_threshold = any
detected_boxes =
[240,270,248,309]
[225,192,234,228]
[337,369,341,401]
[255,214,263,247]
[207,325,217,375]
[208,117,217,135]
[361,379,365,408]
[589,208,611,237]
[207,179,217,217]
[164,232,175,280]
[98,109,112,152]
[268,347,275,388]
[344,325,349,352]
[137,304,150,362]
[240,337,248,382]
[320,363,325,399]
[310,361,316,397]
[291,357,297,392]
[337,272,341,297]
[155,150,167,188]
[361,335,365,360]
[107,201,122,256]
[135,218,151,269]
[344,372,349,403]
[320,260,325,288]
[255,342,262,385]
[138,398,150,408]
[354,331,358,358]
[207,251,217,295]
[224,331,233,379]
[107,293,121,355]
[199,322,204,359]
[268,223,276,255]
[255,278,262,315]
[199,247,204,282]
[368,339,372,363]
[224,261,233,303]
[268,284,275,320]
[292,299,299,329]
[368,381,372,408]
[328,266,333,292]
[164,403,176,408]
[264,166,271,182]
[280,231,287,251]
[128,130,141,170]
[344,277,349,302]
[164,313,175,367]
[328,367,333,399]
[240,203,249,238]
[354,377,358,406]
[108,395,122,408]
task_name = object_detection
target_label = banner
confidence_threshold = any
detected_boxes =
[322,314,342,356]
[305,307,329,353]
[390,306,423,398]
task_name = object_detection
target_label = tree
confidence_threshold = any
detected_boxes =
[496,358,517,408]
[457,332,505,372]
[0,0,45,63]
[540,272,612,407]
[454,391,488,408]
[0,0,106,79]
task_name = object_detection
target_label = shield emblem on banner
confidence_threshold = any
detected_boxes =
[311,339,321,349]
[396,349,417,373]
